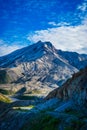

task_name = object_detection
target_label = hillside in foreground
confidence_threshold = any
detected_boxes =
[0,67,87,130]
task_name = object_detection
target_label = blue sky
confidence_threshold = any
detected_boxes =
[0,0,87,56]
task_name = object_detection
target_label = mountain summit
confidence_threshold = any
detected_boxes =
[0,41,56,68]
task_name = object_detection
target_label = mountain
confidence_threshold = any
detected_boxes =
[46,66,87,108]
[58,50,87,69]
[0,41,87,96]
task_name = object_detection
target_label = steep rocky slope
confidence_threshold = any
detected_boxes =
[58,50,87,69]
[46,67,87,108]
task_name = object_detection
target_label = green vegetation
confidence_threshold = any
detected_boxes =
[21,113,61,130]
[0,93,11,103]
[40,107,55,113]
[0,88,14,95]
[64,108,87,130]
[13,105,34,112]
[64,108,79,115]
[0,70,11,84]
[64,108,86,118]
[28,89,41,94]
[64,120,86,130]
[17,95,39,100]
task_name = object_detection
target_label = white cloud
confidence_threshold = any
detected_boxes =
[77,2,87,12]
[0,40,24,56]
[48,21,70,27]
[48,21,58,26]
[28,19,87,54]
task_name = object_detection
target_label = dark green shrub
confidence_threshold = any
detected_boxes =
[0,70,10,84]
[21,113,61,130]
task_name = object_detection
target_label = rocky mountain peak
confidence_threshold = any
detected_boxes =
[37,40,53,47]
[0,41,58,68]
[0,41,56,68]
[33,41,56,54]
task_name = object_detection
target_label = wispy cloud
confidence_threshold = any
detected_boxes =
[28,19,87,54]
[0,40,24,56]
[48,22,58,26]
[48,21,70,27]
[77,1,87,12]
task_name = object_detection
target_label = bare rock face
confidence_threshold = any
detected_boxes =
[58,50,87,69]
[0,41,87,95]
[46,67,87,108]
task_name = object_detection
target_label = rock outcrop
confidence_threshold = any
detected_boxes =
[46,67,87,108]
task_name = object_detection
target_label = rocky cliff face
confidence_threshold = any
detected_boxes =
[46,67,87,108]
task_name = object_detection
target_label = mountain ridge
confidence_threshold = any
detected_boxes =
[0,41,56,68]
[0,41,87,96]
[0,41,87,69]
